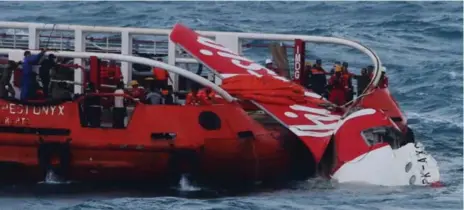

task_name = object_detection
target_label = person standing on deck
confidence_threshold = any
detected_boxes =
[354,68,370,96]
[145,82,163,105]
[378,67,389,89]
[113,81,127,128]
[198,87,216,104]
[330,61,341,74]
[186,83,210,106]
[309,59,328,97]
[301,61,312,88]
[21,49,47,100]
[162,85,175,105]
[153,58,172,90]
[341,62,354,102]
[0,60,17,98]
[367,65,374,78]
[364,65,387,89]
[128,80,145,102]
[327,66,348,106]
[84,83,101,127]
[39,54,57,98]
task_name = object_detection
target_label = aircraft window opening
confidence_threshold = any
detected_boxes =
[361,126,404,149]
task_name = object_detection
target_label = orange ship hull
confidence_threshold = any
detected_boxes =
[0,99,306,187]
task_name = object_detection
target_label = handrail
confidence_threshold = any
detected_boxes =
[0,21,383,108]
[0,32,294,48]
[0,48,235,102]
[74,92,140,104]
[0,21,381,86]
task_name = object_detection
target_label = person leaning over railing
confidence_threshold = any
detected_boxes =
[21,48,47,100]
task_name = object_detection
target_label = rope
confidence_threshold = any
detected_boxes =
[44,24,57,49]
[340,87,376,109]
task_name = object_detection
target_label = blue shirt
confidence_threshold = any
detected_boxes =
[22,53,43,77]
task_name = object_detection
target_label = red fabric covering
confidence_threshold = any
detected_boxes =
[221,75,325,106]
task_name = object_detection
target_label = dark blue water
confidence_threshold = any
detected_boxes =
[0,1,462,210]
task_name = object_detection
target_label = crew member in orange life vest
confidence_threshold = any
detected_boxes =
[186,84,209,105]
[153,58,171,89]
[199,87,216,103]
[265,58,283,76]
[341,62,355,102]
[327,65,348,106]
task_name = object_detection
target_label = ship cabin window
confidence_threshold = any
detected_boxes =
[361,126,405,149]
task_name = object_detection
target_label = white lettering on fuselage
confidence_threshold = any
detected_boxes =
[196,36,292,82]
[195,34,338,137]
[1,103,65,116]
[285,107,377,138]
[285,104,341,137]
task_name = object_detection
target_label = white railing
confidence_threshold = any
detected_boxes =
[0,48,235,102]
[0,32,170,54]
[0,21,383,95]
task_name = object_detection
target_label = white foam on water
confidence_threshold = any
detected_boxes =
[178,174,201,192]
[37,170,71,185]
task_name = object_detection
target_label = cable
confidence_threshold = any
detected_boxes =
[44,24,57,49]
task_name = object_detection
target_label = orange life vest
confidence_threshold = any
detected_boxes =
[311,67,326,75]
[186,91,210,105]
[199,88,215,99]
[153,67,169,81]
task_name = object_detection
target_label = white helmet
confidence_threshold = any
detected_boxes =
[265,58,272,64]
[381,66,387,73]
